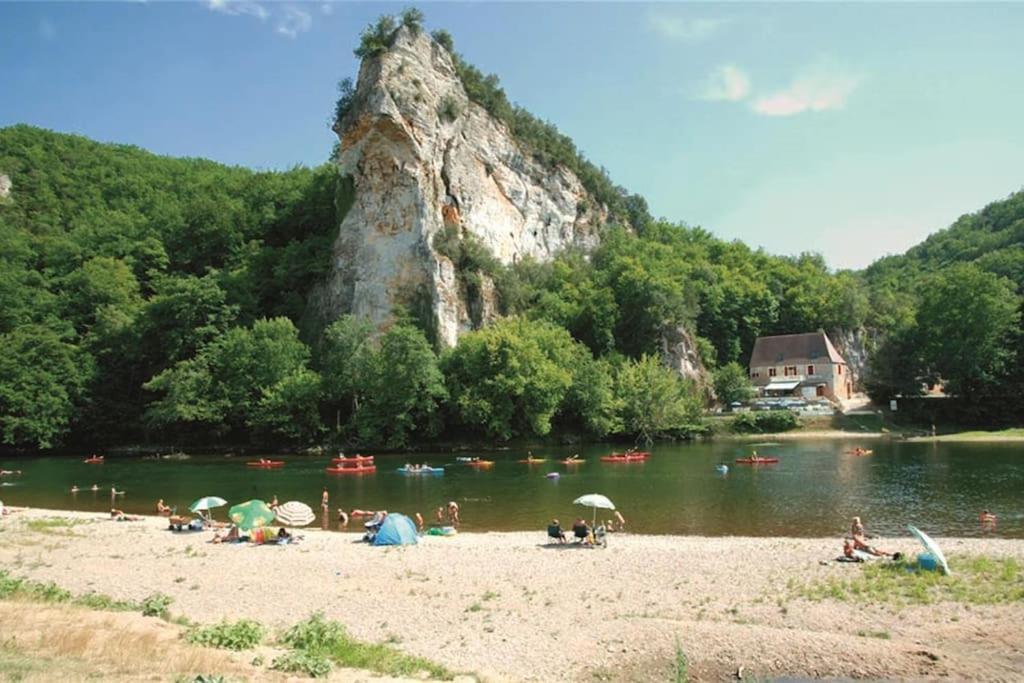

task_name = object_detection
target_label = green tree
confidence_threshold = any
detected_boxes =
[0,326,93,448]
[915,264,1021,398]
[712,362,755,407]
[145,317,319,440]
[319,315,376,430]
[443,318,577,439]
[615,355,703,442]
[355,324,447,447]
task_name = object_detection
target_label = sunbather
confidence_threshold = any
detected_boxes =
[110,508,140,522]
[212,525,240,543]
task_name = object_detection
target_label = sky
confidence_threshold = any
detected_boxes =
[2,2,1023,269]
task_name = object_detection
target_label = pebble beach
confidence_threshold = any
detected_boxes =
[2,508,1023,681]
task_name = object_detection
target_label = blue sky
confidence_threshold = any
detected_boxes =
[2,2,1022,269]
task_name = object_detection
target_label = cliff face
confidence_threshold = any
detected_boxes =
[316,27,604,346]
[0,174,10,201]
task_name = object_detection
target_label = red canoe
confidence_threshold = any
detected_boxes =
[466,460,495,468]
[734,457,780,465]
[246,460,285,469]
[600,452,650,463]
[331,454,374,463]
[326,465,376,475]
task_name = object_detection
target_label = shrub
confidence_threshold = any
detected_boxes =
[271,650,333,678]
[731,410,799,434]
[279,613,346,652]
[186,619,265,651]
[140,593,174,618]
[438,96,461,122]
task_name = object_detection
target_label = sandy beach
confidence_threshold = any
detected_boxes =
[2,508,1023,682]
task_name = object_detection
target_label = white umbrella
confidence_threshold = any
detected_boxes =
[275,501,315,527]
[189,496,227,523]
[573,493,616,527]
[908,524,951,575]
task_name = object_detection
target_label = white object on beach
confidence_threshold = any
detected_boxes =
[907,524,951,575]
[573,494,615,527]
[275,501,315,527]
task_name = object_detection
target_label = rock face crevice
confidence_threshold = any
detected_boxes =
[314,27,605,347]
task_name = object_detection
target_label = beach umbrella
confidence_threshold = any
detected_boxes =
[189,496,227,513]
[275,501,315,527]
[907,524,951,575]
[228,499,276,531]
[189,496,227,522]
[573,493,615,527]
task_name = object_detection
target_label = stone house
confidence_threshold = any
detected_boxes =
[748,331,853,400]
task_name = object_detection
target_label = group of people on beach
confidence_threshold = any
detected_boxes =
[548,510,626,545]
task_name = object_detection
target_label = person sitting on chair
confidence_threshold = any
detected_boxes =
[572,518,590,543]
[547,519,567,543]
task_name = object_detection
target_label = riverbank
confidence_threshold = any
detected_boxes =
[907,428,1024,443]
[3,508,1022,681]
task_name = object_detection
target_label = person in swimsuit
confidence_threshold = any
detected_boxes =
[446,501,460,527]
[980,510,998,524]
[337,508,349,527]
[156,499,171,515]
[415,512,424,531]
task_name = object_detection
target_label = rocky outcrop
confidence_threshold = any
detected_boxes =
[830,327,872,391]
[0,174,10,201]
[659,325,708,385]
[315,27,605,347]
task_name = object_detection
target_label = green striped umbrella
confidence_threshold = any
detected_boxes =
[228,499,276,531]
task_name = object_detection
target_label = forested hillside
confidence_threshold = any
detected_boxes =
[862,190,1023,408]
[1,13,1021,451]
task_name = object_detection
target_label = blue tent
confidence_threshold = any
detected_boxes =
[372,513,418,546]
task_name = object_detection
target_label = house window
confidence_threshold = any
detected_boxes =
[807,365,815,375]
[784,366,797,376]
[768,368,777,377]
[838,365,843,375]
[751,371,760,378]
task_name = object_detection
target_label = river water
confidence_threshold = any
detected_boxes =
[2,439,1022,537]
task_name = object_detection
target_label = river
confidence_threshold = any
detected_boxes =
[2,438,1022,537]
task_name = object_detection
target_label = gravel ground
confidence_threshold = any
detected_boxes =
[2,508,1023,682]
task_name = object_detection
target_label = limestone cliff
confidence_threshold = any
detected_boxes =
[0,174,10,201]
[315,27,605,347]
[830,327,872,391]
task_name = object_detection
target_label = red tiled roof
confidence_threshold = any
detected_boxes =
[748,331,846,367]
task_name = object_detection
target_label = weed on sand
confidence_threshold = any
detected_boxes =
[793,555,1024,606]
[278,612,455,679]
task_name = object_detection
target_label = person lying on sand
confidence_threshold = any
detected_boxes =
[110,508,141,522]
[212,525,240,543]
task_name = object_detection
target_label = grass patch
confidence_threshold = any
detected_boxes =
[25,517,88,536]
[0,570,173,619]
[186,619,265,651]
[279,613,454,680]
[271,650,333,678]
[673,638,688,683]
[794,555,1024,606]
[856,629,891,639]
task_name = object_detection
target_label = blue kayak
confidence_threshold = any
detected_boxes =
[397,466,445,475]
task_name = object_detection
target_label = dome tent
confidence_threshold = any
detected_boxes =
[371,513,418,546]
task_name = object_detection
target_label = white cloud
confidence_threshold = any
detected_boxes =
[38,18,57,41]
[320,3,333,16]
[698,64,751,102]
[206,0,269,23]
[649,13,731,43]
[752,63,864,117]
[277,6,312,39]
